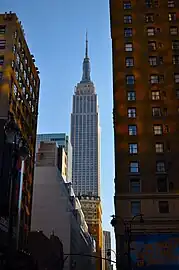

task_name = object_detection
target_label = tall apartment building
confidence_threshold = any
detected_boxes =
[0,12,40,248]
[70,35,102,270]
[32,142,95,270]
[110,0,179,268]
[36,133,72,182]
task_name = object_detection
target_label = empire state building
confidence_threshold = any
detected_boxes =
[70,34,100,197]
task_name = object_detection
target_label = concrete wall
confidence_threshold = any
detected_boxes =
[31,166,71,270]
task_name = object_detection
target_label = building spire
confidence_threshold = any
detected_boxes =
[81,31,91,83]
[85,31,88,58]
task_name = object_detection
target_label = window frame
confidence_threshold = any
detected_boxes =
[124,28,133,37]
[130,179,141,193]
[127,91,136,101]
[169,12,177,22]
[147,27,155,36]
[155,143,164,153]
[0,25,6,35]
[149,56,157,66]
[168,0,175,8]
[125,43,133,52]
[125,57,134,67]
[129,161,139,173]
[129,143,138,154]
[131,201,141,216]
[170,26,178,36]
[126,75,135,85]
[159,201,169,213]
[152,107,162,117]
[156,161,166,173]
[124,15,132,24]
[128,125,137,136]
[145,14,154,23]
[174,74,179,83]
[153,125,163,135]
[151,90,160,100]
[123,1,132,9]
[128,107,136,118]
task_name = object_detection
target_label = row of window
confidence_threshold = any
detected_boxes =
[125,55,179,67]
[125,37,178,53]
[124,12,178,25]
[128,124,170,136]
[129,161,166,173]
[127,107,170,119]
[130,177,172,193]
[124,26,178,37]
[125,74,179,85]
[128,142,168,154]
[123,0,176,9]
[126,90,179,103]
[131,200,170,216]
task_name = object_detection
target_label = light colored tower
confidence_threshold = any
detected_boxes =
[71,33,100,197]
[70,34,102,270]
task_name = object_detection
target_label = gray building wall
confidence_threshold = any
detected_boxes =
[31,142,94,270]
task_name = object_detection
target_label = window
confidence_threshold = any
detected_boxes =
[126,75,135,84]
[147,28,155,36]
[131,201,141,216]
[125,43,133,52]
[0,55,4,66]
[0,26,6,35]
[150,75,164,84]
[155,143,164,153]
[129,162,139,173]
[124,28,133,37]
[159,201,169,213]
[156,161,166,172]
[170,27,178,35]
[0,40,6,50]
[151,90,160,100]
[128,108,136,118]
[123,1,131,9]
[145,0,152,8]
[172,40,179,50]
[169,13,177,22]
[128,125,137,135]
[150,75,158,84]
[146,0,159,7]
[130,179,140,192]
[126,57,134,67]
[128,91,136,101]
[149,56,157,66]
[153,125,162,135]
[173,55,179,64]
[145,14,154,23]
[158,177,168,192]
[152,107,161,117]
[129,143,138,154]
[124,15,132,24]
[148,41,157,51]
[168,0,175,7]
[174,74,179,83]
[176,89,179,99]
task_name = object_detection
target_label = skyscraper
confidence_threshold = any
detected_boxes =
[70,35,102,270]
[110,0,179,268]
[71,34,100,197]
[0,12,40,249]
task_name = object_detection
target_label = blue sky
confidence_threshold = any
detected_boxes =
[1,0,115,254]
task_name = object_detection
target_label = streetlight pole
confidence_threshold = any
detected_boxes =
[111,213,144,270]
